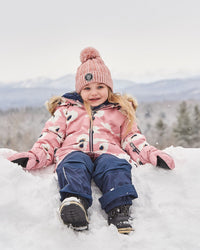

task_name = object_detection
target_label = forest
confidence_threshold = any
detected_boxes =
[1,100,200,152]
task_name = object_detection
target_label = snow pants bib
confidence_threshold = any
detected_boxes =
[56,151,138,213]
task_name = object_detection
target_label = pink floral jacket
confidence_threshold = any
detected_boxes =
[8,93,175,170]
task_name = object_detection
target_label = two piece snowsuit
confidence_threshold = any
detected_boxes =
[27,92,151,213]
[8,91,175,212]
[14,92,168,214]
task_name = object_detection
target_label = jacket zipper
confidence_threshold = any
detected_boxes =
[89,110,95,153]
[88,103,119,153]
[129,142,140,154]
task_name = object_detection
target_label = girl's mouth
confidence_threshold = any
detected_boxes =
[89,98,100,102]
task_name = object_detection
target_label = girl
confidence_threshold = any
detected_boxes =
[8,47,175,234]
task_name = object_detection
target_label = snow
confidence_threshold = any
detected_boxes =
[0,146,200,250]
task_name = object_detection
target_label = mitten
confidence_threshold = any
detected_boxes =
[139,145,175,170]
[8,151,39,170]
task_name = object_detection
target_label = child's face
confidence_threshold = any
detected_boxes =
[80,82,109,107]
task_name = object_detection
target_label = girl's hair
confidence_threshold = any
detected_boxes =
[84,88,138,137]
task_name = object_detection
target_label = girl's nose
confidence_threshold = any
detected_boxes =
[90,89,98,96]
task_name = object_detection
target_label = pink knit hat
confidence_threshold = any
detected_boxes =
[75,47,113,93]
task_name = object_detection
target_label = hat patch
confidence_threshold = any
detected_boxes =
[85,73,93,81]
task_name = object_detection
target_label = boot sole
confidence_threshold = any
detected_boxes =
[60,201,89,231]
[118,227,134,234]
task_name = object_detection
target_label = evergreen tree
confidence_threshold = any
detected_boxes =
[154,118,167,149]
[192,105,200,147]
[156,118,167,137]
[173,101,193,147]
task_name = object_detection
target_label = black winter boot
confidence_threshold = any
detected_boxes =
[60,196,89,231]
[108,205,133,234]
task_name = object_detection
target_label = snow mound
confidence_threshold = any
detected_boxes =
[0,147,200,250]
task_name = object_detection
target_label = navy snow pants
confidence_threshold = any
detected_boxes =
[56,151,138,213]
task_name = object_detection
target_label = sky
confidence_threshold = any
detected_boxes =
[0,0,200,83]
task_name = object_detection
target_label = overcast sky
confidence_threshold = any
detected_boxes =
[0,0,200,83]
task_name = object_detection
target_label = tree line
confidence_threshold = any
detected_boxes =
[0,100,200,152]
[137,101,200,149]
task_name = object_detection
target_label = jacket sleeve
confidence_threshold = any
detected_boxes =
[121,121,149,165]
[121,121,175,169]
[29,106,67,169]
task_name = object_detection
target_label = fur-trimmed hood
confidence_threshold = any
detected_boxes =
[45,92,82,115]
[46,92,138,116]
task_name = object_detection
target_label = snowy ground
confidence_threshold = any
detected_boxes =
[0,146,200,250]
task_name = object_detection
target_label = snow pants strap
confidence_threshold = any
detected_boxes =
[93,154,138,213]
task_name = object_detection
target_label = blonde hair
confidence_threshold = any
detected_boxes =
[83,88,138,136]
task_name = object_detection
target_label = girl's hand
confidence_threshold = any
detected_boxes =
[8,152,39,170]
[139,145,175,170]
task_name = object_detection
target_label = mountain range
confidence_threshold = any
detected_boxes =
[0,75,200,109]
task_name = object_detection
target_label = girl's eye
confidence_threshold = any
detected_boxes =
[97,85,104,89]
[83,87,90,91]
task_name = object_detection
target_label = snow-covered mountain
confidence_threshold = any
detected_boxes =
[0,75,75,89]
[0,146,199,250]
[0,75,200,109]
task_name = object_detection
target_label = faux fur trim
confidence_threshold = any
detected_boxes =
[45,96,66,115]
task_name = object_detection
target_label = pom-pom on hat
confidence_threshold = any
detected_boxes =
[75,47,113,93]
